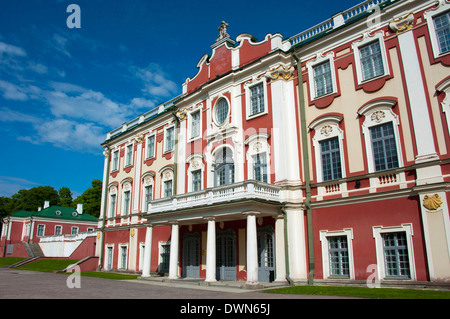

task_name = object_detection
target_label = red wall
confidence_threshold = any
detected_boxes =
[311,195,428,281]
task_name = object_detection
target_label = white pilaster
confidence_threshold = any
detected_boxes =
[142,225,153,277]
[133,142,143,213]
[246,213,259,284]
[397,29,438,163]
[205,218,217,282]
[168,223,179,279]
[285,205,307,281]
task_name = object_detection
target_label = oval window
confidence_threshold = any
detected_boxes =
[215,98,229,125]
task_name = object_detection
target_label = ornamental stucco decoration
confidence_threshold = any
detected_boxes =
[389,12,414,34]
[423,194,443,211]
[371,110,386,123]
[265,64,295,82]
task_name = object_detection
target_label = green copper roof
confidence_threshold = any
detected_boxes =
[10,206,97,222]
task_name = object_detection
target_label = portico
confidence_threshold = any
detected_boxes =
[140,180,307,285]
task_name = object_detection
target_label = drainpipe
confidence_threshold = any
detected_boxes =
[292,52,315,285]
[281,207,293,286]
[2,216,10,257]
[97,146,111,271]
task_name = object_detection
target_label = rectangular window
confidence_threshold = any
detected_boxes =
[54,226,62,236]
[123,190,130,215]
[359,41,385,81]
[37,225,45,237]
[71,227,78,235]
[146,135,155,159]
[125,144,133,166]
[383,232,410,278]
[143,185,152,212]
[112,150,119,171]
[165,127,174,152]
[191,111,200,138]
[120,246,127,270]
[192,170,202,192]
[328,236,349,277]
[434,11,450,54]
[320,137,342,181]
[253,153,268,183]
[164,180,172,198]
[370,122,399,172]
[109,194,116,218]
[313,60,333,97]
[250,83,265,115]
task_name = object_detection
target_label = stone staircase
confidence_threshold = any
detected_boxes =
[23,242,44,258]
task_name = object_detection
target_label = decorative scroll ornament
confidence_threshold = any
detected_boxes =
[265,64,295,82]
[134,134,144,144]
[130,229,136,237]
[423,194,443,211]
[389,13,414,34]
[371,110,386,123]
[320,125,333,137]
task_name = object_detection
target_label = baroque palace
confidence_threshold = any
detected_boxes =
[96,0,450,286]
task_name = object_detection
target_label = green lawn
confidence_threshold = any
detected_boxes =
[264,285,450,299]
[15,259,80,272]
[79,271,140,280]
[0,257,26,267]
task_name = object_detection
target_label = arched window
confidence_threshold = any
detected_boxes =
[214,147,234,186]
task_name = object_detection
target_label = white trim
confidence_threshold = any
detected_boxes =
[145,133,156,159]
[306,52,338,100]
[124,142,134,167]
[244,133,271,182]
[424,0,450,59]
[118,243,129,270]
[352,31,390,85]
[212,95,231,128]
[244,77,268,120]
[187,106,203,143]
[372,223,416,281]
[437,77,450,136]
[319,228,355,280]
[186,153,205,192]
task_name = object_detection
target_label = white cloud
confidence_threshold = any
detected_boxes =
[0,41,26,57]
[0,80,29,100]
[0,176,40,197]
[133,63,178,98]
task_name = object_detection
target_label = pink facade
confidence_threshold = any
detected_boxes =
[98,0,450,285]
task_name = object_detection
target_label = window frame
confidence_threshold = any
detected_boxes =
[358,99,403,174]
[190,109,201,140]
[37,224,45,237]
[141,173,154,212]
[146,133,156,159]
[125,143,133,167]
[424,3,450,59]
[118,244,128,270]
[245,133,271,183]
[319,228,355,279]
[213,97,230,127]
[54,225,62,236]
[352,31,390,85]
[372,224,416,281]
[245,79,268,120]
[307,52,337,100]
[112,149,119,172]
[164,125,175,153]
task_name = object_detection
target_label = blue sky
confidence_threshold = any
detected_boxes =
[0,0,360,198]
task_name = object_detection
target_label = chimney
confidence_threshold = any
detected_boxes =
[77,203,83,214]
[38,207,42,211]
[44,201,50,209]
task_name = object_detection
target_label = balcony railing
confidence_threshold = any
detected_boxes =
[147,180,282,214]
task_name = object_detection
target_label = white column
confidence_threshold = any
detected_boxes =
[246,213,259,284]
[141,225,153,277]
[205,218,216,282]
[285,205,307,281]
[274,215,287,282]
[168,223,179,279]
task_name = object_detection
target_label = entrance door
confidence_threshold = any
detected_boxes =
[257,226,275,282]
[216,229,236,281]
[182,232,200,278]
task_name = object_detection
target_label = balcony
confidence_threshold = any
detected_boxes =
[147,180,282,214]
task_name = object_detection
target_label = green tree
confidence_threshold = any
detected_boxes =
[0,196,13,219]
[58,187,73,207]
[72,179,102,217]
[9,186,60,213]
